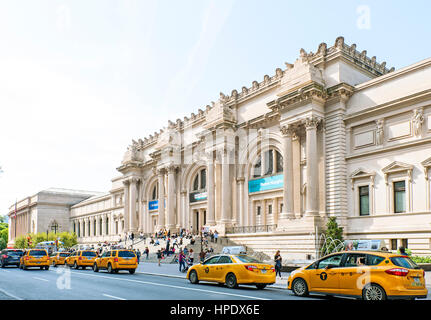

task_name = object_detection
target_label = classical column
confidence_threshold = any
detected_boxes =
[180,190,187,231]
[221,148,232,224]
[122,179,130,234]
[166,166,177,231]
[304,116,321,216]
[280,124,295,219]
[237,177,245,226]
[157,168,166,229]
[129,178,138,233]
[207,154,216,226]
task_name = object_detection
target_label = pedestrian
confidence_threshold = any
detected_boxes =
[144,247,149,259]
[398,246,410,256]
[157,250,162,266]
[179,249,186,272]
[274,250,282,278]
[136,249,141,264]
[214,230,218,243]
[166,237,170,254]
[199,250,206,263]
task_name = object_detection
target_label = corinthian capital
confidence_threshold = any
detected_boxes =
[303,116,322,130]
[167,165,178,174]
[280,124,296,137]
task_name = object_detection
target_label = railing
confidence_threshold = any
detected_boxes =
[225,224,277,234]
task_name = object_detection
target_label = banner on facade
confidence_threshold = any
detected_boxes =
[344,239,385,251]
[248,174,283,193]
[149,200,158,210]
[189,191,207,203]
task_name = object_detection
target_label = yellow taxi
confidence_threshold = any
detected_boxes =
[288,250,428,300]
[19,249,50,270]
[186,254,275,289]
[65,250,98,270]
[92,250,138,274]
[50,252,71,267]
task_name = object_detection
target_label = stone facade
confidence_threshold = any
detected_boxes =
[8,37,431,260]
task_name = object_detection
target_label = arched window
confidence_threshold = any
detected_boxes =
[151,184,158,200]
[192,169,207,191]
[252,149,283,178]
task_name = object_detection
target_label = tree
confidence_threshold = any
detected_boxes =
[0,238,6,250]
[13,231,77,249]
[320,216,344,256]
[0,228,8,245]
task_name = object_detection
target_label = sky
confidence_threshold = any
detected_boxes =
[0,0,430,216]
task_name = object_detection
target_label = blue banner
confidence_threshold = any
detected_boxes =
[248,174,284,193]
[148,200,158,210]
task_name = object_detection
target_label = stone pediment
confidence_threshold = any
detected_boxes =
[204,100,236,129]
[421,157,431,168]
[154,127,181,151]
[382,161,413,184]
[349,168,375,189]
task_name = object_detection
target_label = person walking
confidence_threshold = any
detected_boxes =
[144,247,149,259]
[136,249,141,264]
[157,250,162,266]
[274,250,282,278]
[214,230,218,243]
[178,249,186,272]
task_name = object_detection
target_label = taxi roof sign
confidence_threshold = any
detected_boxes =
[222,246,247,255]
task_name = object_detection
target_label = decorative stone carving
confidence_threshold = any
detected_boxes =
[334,36,344,49]
[252,80,259,90]
[304,116,321,130]
[376,119,384,145]
[275,68,283,78]
[280,124,295,137]
[412,108,424,136]
[317,42,327,56]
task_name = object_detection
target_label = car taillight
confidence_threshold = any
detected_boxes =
[385,268,409,276]
[114,258,118,262]
[2,255,7,259]
[270,267,275,272]
[79,257,82,260]
[245,265,257,272]
[25,256,30,260]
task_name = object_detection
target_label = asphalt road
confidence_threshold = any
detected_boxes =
[0,265,313,301]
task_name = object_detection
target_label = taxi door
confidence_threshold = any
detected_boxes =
[100,252,110,269]
[197,256,220,281]
[337,253,369,296]
[309,253,344,293]
[212,256,233,282]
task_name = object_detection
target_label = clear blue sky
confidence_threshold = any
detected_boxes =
[0,0,430,216]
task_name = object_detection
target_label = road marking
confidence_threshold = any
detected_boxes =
[33,277,49,282]
[0,287,23,300]
[0,270,11,273]
[102,294,126,300]
[69,271,269,300]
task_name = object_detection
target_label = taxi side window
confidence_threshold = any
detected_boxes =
[217,256,233,264]
[344,254,367,267]
[367,254,385,266]
[111,251,117,257]
[317,254,343,269]
[203,256,220,265]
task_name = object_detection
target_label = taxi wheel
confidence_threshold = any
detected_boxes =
[362,283,386,301]
[45,266,49,270]
[93,263,99,272]
[292,278,309,297]
[189,270,199,284]
[82,266,86,270]
[225,273,238,289]
[40,267,43,270]
[107,263,114,274]
[129,269,135,274]
[1,260,5,268]
[256,284,267,290]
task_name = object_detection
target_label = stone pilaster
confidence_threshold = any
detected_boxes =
[166,165,177,231]
[304,116,321,216]
[280,124,295,219]
[122,179,130,234]
[157,168,166,230]
[206,153,216,226]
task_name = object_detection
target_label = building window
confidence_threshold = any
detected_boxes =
[94,220,96,236]
[256,206,261,216]
[192,169,207,191]
[359,186,370,216]
[152,184,158,200]
[280,203,283,213]
[401,239,408,248]
[394,181,406,213]
[106,218,109,235]
[268,204,272,215]
[99,219,103,236]
[253,149,283,178]
[390,239,397,251]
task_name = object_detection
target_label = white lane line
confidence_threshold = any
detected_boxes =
[102,294,126,300]
[0,270,11,273]
[69,271,269,300]
[33,277,49,282]
[0,288,23,300]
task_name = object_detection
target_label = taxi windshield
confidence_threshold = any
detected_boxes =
[235,255,262,264]
[29,250,47,256]
[59,253,70,257]
[118,251,136,258]
[82,251,97,257]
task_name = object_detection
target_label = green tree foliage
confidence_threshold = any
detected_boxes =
[0,238,6,250]
[320,216,344,255]
[13,232,78,249]
[0,228,8,244]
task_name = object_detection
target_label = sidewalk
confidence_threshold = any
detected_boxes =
[136,261,289,289]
